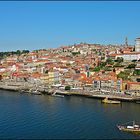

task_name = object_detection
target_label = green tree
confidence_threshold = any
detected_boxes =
[22,50,29,54]
[93,66,100,71]
[103,67,112,71]
[65,86,71,90]
[89,67,94,72]
[72,52,80,56]
[92,49,96,52]
[113,63,124,67]
[127,63,136,69]
[133,69,140,75]
[99,62,106,68]
[117,70,131,80]
[115,57,124,63]
[66,63,71,67]
[106,58,113,64]
[16,50,21,55]
[45,70,49,74]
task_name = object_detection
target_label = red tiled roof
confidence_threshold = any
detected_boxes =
[12,72,28,77]
[31,72,42,78]
[109,54,117,57]
[127,82,140,85]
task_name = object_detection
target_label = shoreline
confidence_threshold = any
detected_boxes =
[55,90,140,102]
[0,82,140,103]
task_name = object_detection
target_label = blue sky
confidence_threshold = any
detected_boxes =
[0,1,140,51]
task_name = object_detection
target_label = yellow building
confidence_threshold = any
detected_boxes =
[40,74,49,84]
[48,71,60,85]
[122,81,128,91]
[48,71,54,84]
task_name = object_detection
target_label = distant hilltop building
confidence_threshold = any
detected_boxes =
[109,37,140,61]
[135,37,140,52]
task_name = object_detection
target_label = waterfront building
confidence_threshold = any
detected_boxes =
[127,81,140,91]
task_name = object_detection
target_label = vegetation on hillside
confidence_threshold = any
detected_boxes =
[0,50,29,60]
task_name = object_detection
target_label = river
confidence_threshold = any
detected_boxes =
[0,90,140,139]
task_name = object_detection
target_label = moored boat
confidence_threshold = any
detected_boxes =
[117,121,140,133]
[30,89,42,95]
[52,91,64,98]
[19,89,28,94]
[52,94,64,98]
[102,97,121,104]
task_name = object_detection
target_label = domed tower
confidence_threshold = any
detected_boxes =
[135,37,140,52]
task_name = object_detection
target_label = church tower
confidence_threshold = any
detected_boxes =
[125,37,128,46]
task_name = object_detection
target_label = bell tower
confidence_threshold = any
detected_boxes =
[125,37,128,46]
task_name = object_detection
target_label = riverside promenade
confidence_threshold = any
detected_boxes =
[54,89,140,102]
[0,81,140,102]
[0,81,35,91]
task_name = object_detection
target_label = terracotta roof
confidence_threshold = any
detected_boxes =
[31,72,42,78]
[12,72,28,77]
[109,54,117,57]
[127,82,140,85]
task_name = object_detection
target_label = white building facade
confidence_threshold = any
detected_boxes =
[116,53,140,61]
[135,38,140,52]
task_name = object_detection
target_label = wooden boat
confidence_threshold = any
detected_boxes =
[117,121,140,133]
[102,97,121,104]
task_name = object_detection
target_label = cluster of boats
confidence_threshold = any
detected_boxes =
[20,89,42,95]
[20,89,65,97]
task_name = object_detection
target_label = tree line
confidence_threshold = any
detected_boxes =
[0,50,30,60]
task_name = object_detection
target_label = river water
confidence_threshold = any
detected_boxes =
[0,90,140,139]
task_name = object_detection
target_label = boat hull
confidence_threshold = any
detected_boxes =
[117,125,140,133]
[52,94,64,98]
[102,100,121,104]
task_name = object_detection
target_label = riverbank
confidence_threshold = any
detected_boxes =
[54,90,140,102]
[0,81,140,102]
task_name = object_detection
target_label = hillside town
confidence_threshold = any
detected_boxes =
[0,37,140,98]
